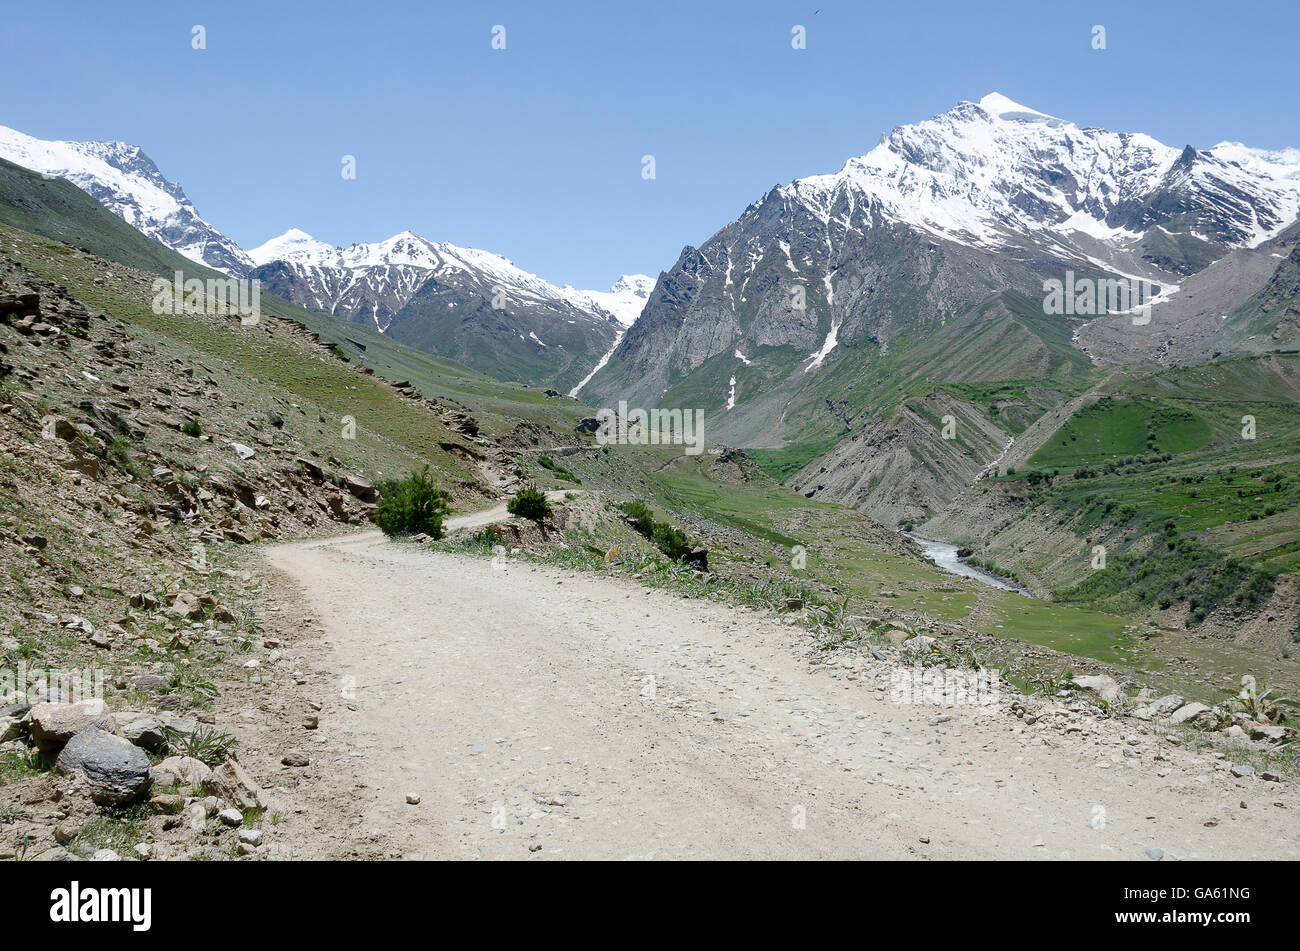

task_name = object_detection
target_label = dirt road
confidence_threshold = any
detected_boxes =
[260,531,1298,860]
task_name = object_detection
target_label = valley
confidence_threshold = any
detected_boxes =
[1,88,1297,864]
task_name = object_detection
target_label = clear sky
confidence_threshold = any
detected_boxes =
[4,0,1298,289]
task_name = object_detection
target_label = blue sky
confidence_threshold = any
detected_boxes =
[4,0,1299,288]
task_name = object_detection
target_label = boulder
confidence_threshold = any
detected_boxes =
[121,714,166,751]
[682,547,708,571]
[204,757,262,810]
[149,794,186,815]
[26,700,119,753]
[1072,674,1123,703]
[55,727,152,806]
[1,711,26,742]
[131,673,168,694]
[1132,694,1184,721]
[1246,722,1294,743]
[157,711,198,736]
[342,474,378,503]
[1168,701,1214,725]
[153,756,212,789]
[166,591,203,620]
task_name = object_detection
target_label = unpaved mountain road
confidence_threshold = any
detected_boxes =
[260,531,1298,860]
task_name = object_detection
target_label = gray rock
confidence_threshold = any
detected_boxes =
[92,848,121,861]
[204,758,262,810]
[218,808,243,827]
[1145,848,1164,861]
[0,713,25,742]
[280,751,310,767]
[55,727,152,806]
[166,591,203,620]
[237,828,263,846]
[1230,763,1256,778]
[122,715,166,751]
[1246,722,1293,743]
[131,673,169,694]
[1132,694,1184,721]
[157,711,198,736]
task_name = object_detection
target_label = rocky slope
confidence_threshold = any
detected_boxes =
[0,209,599,859]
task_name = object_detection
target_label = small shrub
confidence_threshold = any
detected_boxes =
[374,467,452,538]
[181,418,202,437]
[620,499,695,562]
[620,500,656,536]
[652,522,690,561]
[507,488,552,523]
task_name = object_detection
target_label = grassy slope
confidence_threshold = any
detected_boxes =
[981,355,1300,619]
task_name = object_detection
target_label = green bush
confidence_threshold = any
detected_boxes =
[374,467,452,538]
[181,418,202,437]
[652,522,689,561]
[507,488,552,523]
[620,499,694,562]
[619,500,656,536]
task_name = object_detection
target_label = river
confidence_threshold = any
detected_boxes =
[906,535,1033,596]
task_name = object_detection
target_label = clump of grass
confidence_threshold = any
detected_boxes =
[164,725,237,766]
[167,665,218,706]
[181,417,203,437]
[72,802,152,856]
[106,435,143,478]
[619,500,696,563]
[0,749,46,786]
[1227,677,1291,724]
[537,455,580,483]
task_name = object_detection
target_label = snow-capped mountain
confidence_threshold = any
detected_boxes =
[0,121,651,390]
[248,227,652,333]
[247,227,652,389]
[781,93,1300,259]
[561,274,657,327]
[584,93,1300,433]
[0,123,254,276]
